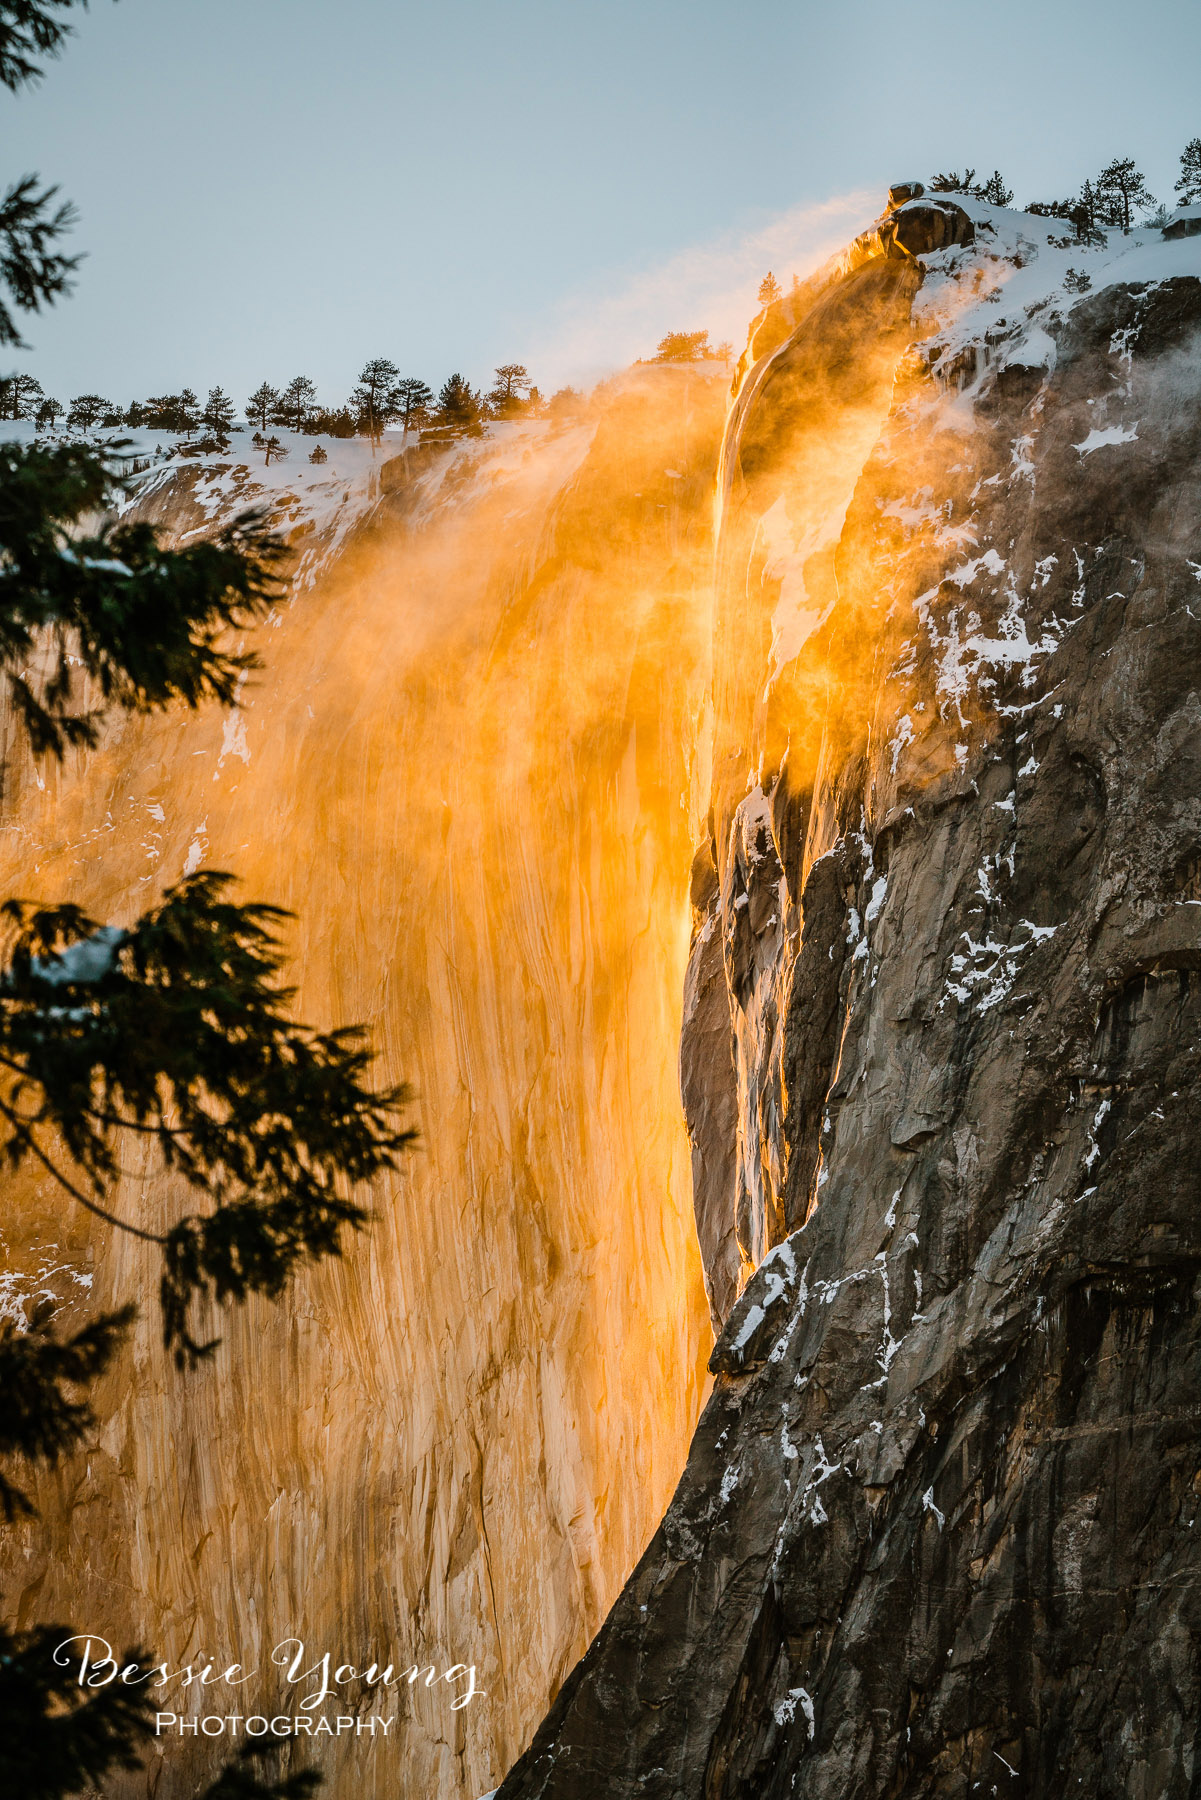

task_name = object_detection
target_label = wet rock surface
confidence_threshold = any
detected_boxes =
[497,227,1201,1796]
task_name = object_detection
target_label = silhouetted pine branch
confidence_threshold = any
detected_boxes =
[0,0,83,94]
[0,874,414,1361]
[0,1621,154,1799]
[0,438,290,752]
[200,1746,324,1800]
[0,1301,134,1516]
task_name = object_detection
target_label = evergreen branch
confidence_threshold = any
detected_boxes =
[0,0,85,93]
[0,1621,153,1800]
[200,1746,323,1800]
[0,873,414,1360]
[0,440,290,755]
[0,1092,166,1241]
[0,1301,134,1516]
[0,173,80,347]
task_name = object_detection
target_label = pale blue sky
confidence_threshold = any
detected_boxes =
[6,0,1200,409]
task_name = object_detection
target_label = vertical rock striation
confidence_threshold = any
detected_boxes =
[0,372,724,1799]
[499,205,1201,1795]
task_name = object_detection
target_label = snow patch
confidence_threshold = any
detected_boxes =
[1074,423,1139,454]
[183,821,208,876]
[32,925,125,984]
[757,496,839,678]
[773,1686,816,1739]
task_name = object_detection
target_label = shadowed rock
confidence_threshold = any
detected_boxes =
[496,221,1201,1797]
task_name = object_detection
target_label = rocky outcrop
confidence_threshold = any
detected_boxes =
[497,209,1201,1795]
[735,197,972,376]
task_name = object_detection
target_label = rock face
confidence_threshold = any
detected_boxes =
[498,209,1201,1794]
[0,374,724,1799]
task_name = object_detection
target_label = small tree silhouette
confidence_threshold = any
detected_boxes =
[1176,138,1201,207]
[652,329,711,363]
[246,382,279,431]
[1094,157,1156,232]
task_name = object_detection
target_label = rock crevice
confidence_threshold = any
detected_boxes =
[498,204,1201,1797]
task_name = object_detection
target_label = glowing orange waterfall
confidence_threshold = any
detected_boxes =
[0,366,725,1798]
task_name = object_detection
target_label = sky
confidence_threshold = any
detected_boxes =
[5,0,1200,410]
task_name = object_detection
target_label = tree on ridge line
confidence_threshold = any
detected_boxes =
[1177,137,1201,206]
[246,380,279,431]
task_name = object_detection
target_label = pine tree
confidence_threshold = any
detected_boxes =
[352,356,400,445]
[1094,157,1156,231]
[1028,183,1104,244]
[1077,179,1099,236]
[141,393,174,429]
[262,431,286,465]
[246,381,280,431]
[757,272,782,307]
[651,329,711,363]
[488,362,530,416]
[392,376,432,433]
[279,374,317,432]
[176,383,200,435]
[929,168,976,193]
[0,10,409,1796]
[202,384,236,441]
[1177,137,1201,206]
[929,168,1012,205]
[65,391,112,432]
[434,371,482,435]
[305,405,356,438]
[0,1614,156,1800]
[140,392,199,434]
[976,170,1013,206]
[0,368,40,415]
[309,442,327,463]
[34,390,60,427]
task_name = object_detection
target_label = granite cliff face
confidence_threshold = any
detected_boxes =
[6,195,1201,1800]
[0,370,724,1799]
[498,204,1201,1795]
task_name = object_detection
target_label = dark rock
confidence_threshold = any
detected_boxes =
[887,181,926,208]
[882,199,975,258]
[681,878,743,1332]
[708,1235,804,1375]
[497,221,1201,1800]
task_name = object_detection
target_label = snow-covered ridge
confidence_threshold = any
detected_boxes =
[0,417,585,589]
[911,193,1201,384]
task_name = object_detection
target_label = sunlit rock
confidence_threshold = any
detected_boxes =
[0,377,725,1800]
[497,203,1201,1800]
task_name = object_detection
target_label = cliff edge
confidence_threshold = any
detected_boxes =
[498,198,1201,1796]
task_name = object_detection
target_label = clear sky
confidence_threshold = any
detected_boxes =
[5,0,1200,411]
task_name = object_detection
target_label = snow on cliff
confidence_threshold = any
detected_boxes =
[912,197,1201,380]
[0,418,584,588]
